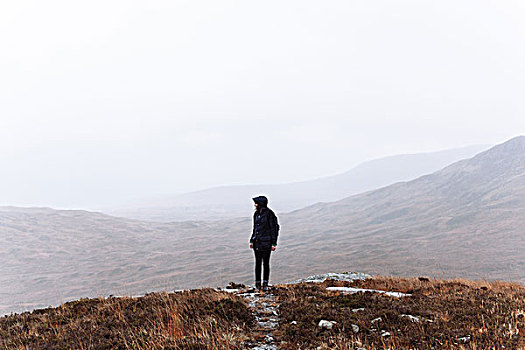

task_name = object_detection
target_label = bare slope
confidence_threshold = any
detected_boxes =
[108,145,488,222]
[280,136,525,281]
[0,138,522,316]
[0,207,253,315]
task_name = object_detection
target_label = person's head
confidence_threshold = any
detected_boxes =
[252,196,268,211]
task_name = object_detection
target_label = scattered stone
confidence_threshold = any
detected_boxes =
[318,320,337,329]
[234,285,279,350]
[326,286,410,298]
[352,324,360,333]
[292,272,372,284]
[223,288,240,293]
[227,282,246,289]
[258,319,278,329]
[252,345,277,350]
[371,317,382,324]
[459,335,471,343]
[401,314,420,323]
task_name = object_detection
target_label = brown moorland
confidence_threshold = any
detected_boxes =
[1,276,523,349]
[0,289,254,350]
[275,277,525,349]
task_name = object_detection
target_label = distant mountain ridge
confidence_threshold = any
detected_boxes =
[1,138,522,316]
[280,135,525,281]
[107,145,489,222]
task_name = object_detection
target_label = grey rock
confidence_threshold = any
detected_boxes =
[318,320,337,329]
[371,317,382,324]
[352,324,360,333]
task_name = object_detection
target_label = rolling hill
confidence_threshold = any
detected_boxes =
[107,145,488,222]
[279,135,525,282]
[0,137,522,316]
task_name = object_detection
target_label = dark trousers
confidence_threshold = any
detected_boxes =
[254,249,272,282]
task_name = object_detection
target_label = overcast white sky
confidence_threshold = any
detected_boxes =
[1,0,524,209]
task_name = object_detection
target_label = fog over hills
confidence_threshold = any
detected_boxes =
[281,136,525,281]
[108,145,488,222]
[0,137,522,316]
[0,207,229,315]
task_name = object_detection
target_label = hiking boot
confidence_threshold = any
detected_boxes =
[255,281,262,290]
[262,281,269,292]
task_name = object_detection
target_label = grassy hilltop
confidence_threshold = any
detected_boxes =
[1,276,524,349]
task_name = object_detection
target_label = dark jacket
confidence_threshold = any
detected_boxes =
[250,196,279,251]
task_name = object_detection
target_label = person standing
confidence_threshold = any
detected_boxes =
[249,196,279,291]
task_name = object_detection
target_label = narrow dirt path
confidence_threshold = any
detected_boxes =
[234,287,281,350]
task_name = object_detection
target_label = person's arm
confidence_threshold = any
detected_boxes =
[269,211,279,249]
[249,215,256,248]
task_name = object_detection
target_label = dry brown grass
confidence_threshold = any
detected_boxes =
[2,276,524,349]
[0,289,254,349]
[275,276,525,349]
[348,275,524,294]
